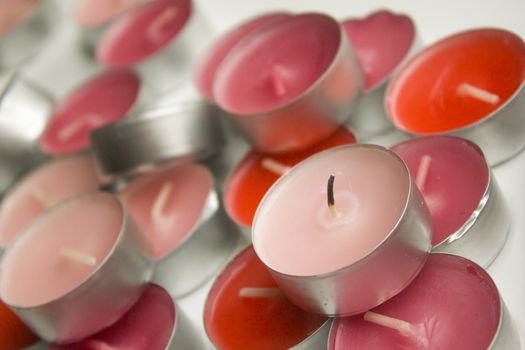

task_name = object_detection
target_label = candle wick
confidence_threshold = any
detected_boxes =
[327,174,340,219]
[58,114,104,141]
[261,158,291,176]
[363,311,416,338]
[238,287,281,298]
[415,155,432,191]
[85,339,116,350]
[151,181,176,231]
[61,247,97,266]
[30,188,54,208]
[147,6,178,42]
[457,83,500,105]
[270,66,287,97]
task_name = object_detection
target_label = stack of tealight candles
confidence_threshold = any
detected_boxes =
[0,0,523,349]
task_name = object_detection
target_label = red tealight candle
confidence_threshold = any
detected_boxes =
[386,28,525,165]
[204,246,328,350]
[224,126,357,229]
[0,301,38,350]
[39,70,140,156]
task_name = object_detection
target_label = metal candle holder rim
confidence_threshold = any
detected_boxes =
[252,144,414,279]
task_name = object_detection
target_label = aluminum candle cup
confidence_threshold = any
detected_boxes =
[0,73,53,195]
[391,136,510,267]
[252,145,432,316]
[385,28,525,166]
[90,100,225,181]
[0,192,153,344]
[0,0,58,69]
[214,13,362,154]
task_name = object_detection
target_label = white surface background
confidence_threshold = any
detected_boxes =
[21,0,525,348]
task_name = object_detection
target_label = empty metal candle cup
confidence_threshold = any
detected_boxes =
[0,192,153,344]
[0,72,53,196]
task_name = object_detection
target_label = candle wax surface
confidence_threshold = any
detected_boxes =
[0,193,122,307]
[214,13,342,114]
[253,145,410,276]
[386,28,525,134]
[329,254,501,349]
[0,0,39,37]
[120,164,214,259]
[0,155,100,249]
[0,301,38,350]
[39,70,140,155]
[204,246,327,350]
[51,284,175,350]
[194,12,291,101]
[74,0,143,28]
[224,127,357,228]
[342,10,415,92]
[97,0,192,68]
[391,136,489,246]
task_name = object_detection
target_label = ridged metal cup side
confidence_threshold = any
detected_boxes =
[166,301,204,349]
[291,319,332,350]
[489,299,522,349]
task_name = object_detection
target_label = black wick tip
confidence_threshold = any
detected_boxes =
[327,174,335,207]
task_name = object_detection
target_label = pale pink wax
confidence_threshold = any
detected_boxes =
[39,70,140,156]
[97,0,192,68]
[253,145,409,276]
[0,193,122,307]
[194,12,291,101]
[214,14,342,115]
[120,164,213,259]
[0,155,100,249]
[328,254,501,349]
[0,0,39,37]
[342,10,415,92]
[74,0,143,28]
[391,136,489,246]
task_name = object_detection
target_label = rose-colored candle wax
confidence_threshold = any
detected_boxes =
[328,254,502,349]
[205,246,328,350]
[0,0,39,37]
[386,28,525,134]
[0,301,38,350]
[39,70,140,155]
[224,127,356,228]
[0,155,99,249]
[97,0,192,68]
[74,0,143,28]
[120,163,214,259]
[194,12,290,101]
[0,193,122,308]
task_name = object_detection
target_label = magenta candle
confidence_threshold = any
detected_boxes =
[39,70,141,156]
[391,136,510,267]
[194,12,291,101]
[252,145,431,315]
[214,13,362,153]
[328,254,520,349]
[73,0,143,28]
[97,0,192,68]
[0,155,100,250]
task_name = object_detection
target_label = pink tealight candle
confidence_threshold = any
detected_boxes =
[39,70,141,156]
[391,136,510,267]
[214,13,362,153]
[194,12,291,101]
[0,192,152,343]
[0,155,100,250]
[97,0,192,68]
[253,144,431,315]
[342,10,418,138]
[328,254,521,349]
[120,163,238,297]
[73,0,143,28]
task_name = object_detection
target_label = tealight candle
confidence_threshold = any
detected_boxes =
[391,136,510,267]
[0,300,38,350]
[214,13,362,153]
[73,0,143,28]
[386,28,525,165]
[52,284,203,350]
[0,155,100,250]
[120,163,238,298]
[205,246,329,350]
[39,70,142,156]
[194,12,291,101]
[252,144,431,316]
[224,126,357,231]
[328,254,521,349]
[342,10,418,138]
[0,192,153,343]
